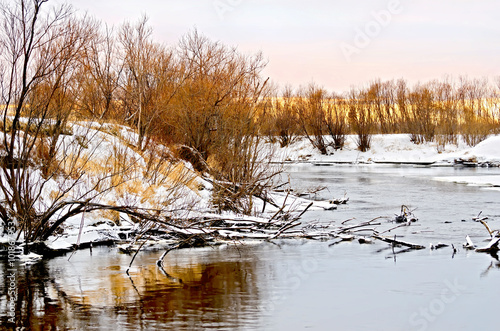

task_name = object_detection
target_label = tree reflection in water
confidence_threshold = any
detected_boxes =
[1,246,263,330]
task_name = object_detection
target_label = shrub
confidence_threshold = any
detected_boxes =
[347,89,373,152]
[295,84,331,154]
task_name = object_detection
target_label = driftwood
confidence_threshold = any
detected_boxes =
[97,203,500,274]
[394,205,418,224]
[430,243,449,250]
[472,211,500,238]
[465,212,500,254]
[475,237,500,253]
[475,212,491,233]
[373,234,426,250]
[463,235,476,250]
[358,237,373,244]
[299,218,384,241]
[330,196,349,205]
[338,217,382,234]
[294,186,327,198]
[121,204,500,279]
[377,223,408,235]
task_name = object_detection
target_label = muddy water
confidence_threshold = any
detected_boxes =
[1,165,500,330]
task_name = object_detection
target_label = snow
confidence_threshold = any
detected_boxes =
[433,175,500,191]
[18,252,43,264]
[44,239,74,251]
[461,135,500,163]
[274,133,500,165]
[275,134,499,165]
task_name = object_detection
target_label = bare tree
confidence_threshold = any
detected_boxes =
[118,16,182,150]
[295,83,330,155]
[0,1,193,246]
[457,76,493,146]
[78,23,122,120]
[431,78,459,150]
[324,94,347,150]
[407,83,436,144]
[164,30,276,214]
[395,79,410,132]
[169,30,268,160]
[491,77,500,127]
[262,85,300,148]
[347,87,374,152]
[0,0,98,242]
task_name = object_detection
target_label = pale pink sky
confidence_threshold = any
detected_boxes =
[63,0,499,93]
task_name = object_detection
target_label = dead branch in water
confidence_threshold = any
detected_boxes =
[373,234,426,250]
[338,217,383,234]
[463,235,476,250]
[394,205,418,223]
[475,237,500,254]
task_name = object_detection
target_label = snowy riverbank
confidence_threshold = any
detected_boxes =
[3,133,500,260]
[275,134,500,166]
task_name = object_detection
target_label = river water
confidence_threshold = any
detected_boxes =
[1,164,500,330]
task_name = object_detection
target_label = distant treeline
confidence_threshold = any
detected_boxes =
[258,78,500,154]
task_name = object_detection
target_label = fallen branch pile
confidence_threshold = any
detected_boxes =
[114,205,500,273]
[464,212,500,254]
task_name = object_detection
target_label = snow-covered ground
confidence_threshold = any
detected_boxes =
[276,134,500,165]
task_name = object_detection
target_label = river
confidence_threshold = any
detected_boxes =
[1,164,500,330]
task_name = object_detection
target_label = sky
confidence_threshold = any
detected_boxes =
[61,0,499,93]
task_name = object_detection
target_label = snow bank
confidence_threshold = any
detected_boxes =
[457,136,500,163]
[433,175,500,191]
[274,134,500,166]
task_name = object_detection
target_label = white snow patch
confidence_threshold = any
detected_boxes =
[273,134,500,165]
[45,238,73,251]
[433,175,500,191]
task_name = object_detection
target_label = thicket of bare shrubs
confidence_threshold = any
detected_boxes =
[258,86,301,148]
[0,1,276,245]
[295,84,332,154]
[260,84,349,154]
